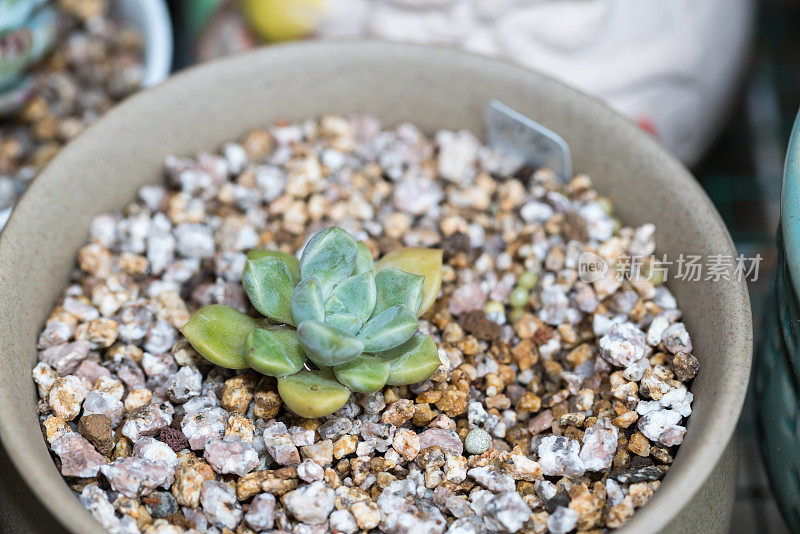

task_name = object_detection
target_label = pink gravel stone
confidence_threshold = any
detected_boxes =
[528,410,554,435]
[448,283,486,316]
[245,493,276,531]
[133,436,179,469]
[100,457,175,498]
[39,340,91,376]
[121,403,172,442]
[201,480,242,529]
[579,423,618,472]
[659,425,687,447]
[204,436,258,477]
[82,391,125,427]
[418,429,463,455]
[51,432,108,478]
[181,406,227,450]
[74,360,112,384]
[263,422,301,466]
[598,323,648,367]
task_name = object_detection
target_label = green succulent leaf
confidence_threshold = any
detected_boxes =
[333,354,389,393]
[297,320,364,367]
[357,305,418,353]
[245,327,305,377]
[291,276,324,325]
[180,305,265,369]
[246,249,300,284]
[325,313,363,336]
[372,268,425,317]
[278,369,351,418]
[353,241,374,275]
[243,256,296,325]
[299,226,358,296]
[378,333,441,385]
[322,293,348,316]
[325,271,376,324]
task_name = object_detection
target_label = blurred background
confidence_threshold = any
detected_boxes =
[1,0,798,531]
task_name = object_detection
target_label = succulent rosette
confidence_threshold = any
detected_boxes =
[182,226,443,418]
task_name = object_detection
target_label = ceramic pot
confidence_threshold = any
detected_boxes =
[0,42,752,533]
[755,111,800,532]
[115,0,172,88]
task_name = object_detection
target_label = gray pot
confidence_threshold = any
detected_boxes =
[0,42,752,533]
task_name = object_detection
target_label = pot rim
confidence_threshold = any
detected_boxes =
[0,40,752,534]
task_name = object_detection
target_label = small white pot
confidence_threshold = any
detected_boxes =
[115,0,173,87]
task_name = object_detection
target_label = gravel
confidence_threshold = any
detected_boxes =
[32,114,699,533]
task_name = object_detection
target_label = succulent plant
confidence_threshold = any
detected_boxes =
[181,226,443,418]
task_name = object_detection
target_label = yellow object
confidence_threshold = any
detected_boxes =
[376,247,443,317]
[242,0,326,42]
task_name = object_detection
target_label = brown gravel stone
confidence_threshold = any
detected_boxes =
[651,447,673,464]
[485,394,511,410]
[612,411,638,429]
[112,437,133,460]
[629,482,655,507]
[221,376,254,414]
[253,389,281,420]
[85,318,119,348]
[300,440,334,466]
[560,209,589,241]
[605,496,635,528]
[532,325,555,346]
[332,435,358,459]
[77,414,114,456]
[416,390,443,404]
[559,412,586,427]
[412,403,438,426]
[566,343,593,367]
[513,313,540,339]
[441,232,470,260]
[569,490,603,530]
[628,432,651,457]
[171,465,206,507]
[671,353,700,382]
[442,322,463,344]
[351,500,381,530]
[517,392,542,413]
[381,399,415,426]
[237,469,299,500]
[393,428,421,461]
[460,310,500,341]
[510,339,538,370]
[435,388,468,417]
[415,446,446,470]
[458,335,480,356]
